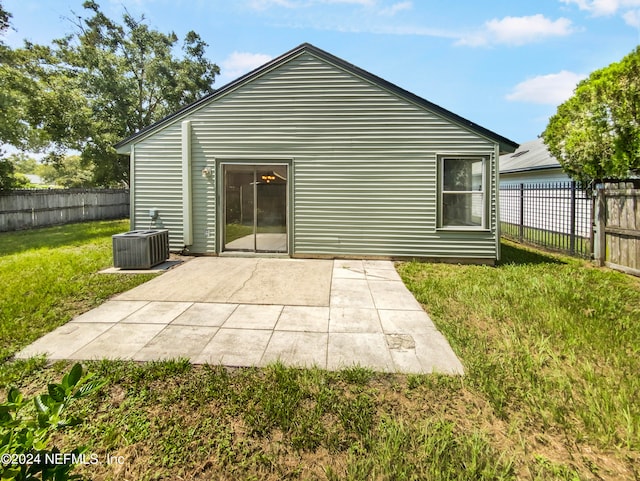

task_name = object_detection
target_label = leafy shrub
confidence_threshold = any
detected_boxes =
[0,363,105,480]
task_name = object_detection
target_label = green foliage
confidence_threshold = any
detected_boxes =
[1,1,219,187]
[0,363,105,481]
[4,152,59,188]
[543,46,640,182]
[7,153,37,175]
[37,155,94,188]
[0,2,47,154]
[16,1,219,186]
[0,2,10,35]
[0,155,29,191]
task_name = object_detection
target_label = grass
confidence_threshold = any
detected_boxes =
[400,242,640,448]
[1,224,639,480]
[0,220,156,367]
[500,222,591,258]
[54,361,515,481]
[224,223,254,244]
[225,223,287,244]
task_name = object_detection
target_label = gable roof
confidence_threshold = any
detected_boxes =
[115,43,518,154]
[499,138,561,174]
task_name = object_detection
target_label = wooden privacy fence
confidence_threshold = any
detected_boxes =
[0,189,129,232]
[594,181,640,276]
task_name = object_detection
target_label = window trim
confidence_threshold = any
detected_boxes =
[437,155,489,230]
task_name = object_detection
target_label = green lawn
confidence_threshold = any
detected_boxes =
[1,225,639,480]
[225,223,287,244]
[0,220,155,374]
[501,222,592,258]
[224,222,254,244]
[399,242,640,478]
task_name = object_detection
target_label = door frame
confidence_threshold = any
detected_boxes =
[216,158,292,255]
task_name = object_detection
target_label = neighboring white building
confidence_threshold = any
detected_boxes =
[499,138,569,185]
[24,174,44,185]
[499,138,591,240]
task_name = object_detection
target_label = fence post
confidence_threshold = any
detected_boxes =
[593,185,606,266]
[569,181,576,255]
[589,187,596,260]
[519,183,524,242]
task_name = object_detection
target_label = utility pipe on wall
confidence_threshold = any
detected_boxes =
[182,120,193,246]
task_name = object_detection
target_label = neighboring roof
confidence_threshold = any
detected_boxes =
[499,138,561,174]
[116,43,518,154]
[24,174,44,184]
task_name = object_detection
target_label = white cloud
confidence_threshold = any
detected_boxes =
[458,14,575,47]
[221,52,274,80]
[488,15,575,44]
[325,0,377,5]
[247,0,411,13]
[560,0,640,16]
[623,8,640,25]
[249,0,300,9]
[506,71,586,105]
[566,0,619,15]
[244,3,571,46]
[379,1,412,16]
[249,0,377,9]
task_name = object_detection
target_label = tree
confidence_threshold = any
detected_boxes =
[0,2,49,153]
[0,2,9,34]
[1,2,22,147]
[22,1,219,186]
[38,155,94,188]
[543,46,640,183]
[9,152,38,174]
[0,2,31,191]
[0,155,29,190]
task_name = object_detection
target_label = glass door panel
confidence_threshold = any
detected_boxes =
[223,164,287,253]
[223,165,255,251]
[256,166,287,252]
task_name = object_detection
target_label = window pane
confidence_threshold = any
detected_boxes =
[442,193,484,226]
[443,158,483,191]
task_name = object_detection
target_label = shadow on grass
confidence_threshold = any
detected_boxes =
[498,241,567,267]
[0,220,128,256]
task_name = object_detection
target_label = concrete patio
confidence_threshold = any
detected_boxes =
[16,258,464,374]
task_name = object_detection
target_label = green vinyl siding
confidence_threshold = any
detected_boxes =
[131,122,185,251]
[130,50,500,259]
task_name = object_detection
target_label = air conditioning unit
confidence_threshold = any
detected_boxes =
[112,229,170,269]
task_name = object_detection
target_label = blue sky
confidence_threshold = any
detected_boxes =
[4,0,640,144]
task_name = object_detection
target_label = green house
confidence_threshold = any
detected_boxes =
[116,43,518,264]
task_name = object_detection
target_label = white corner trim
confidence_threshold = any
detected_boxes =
[182,120,193,246]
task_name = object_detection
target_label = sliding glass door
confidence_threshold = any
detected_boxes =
[223,164,288,253]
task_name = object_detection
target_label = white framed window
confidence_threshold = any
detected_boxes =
[438,156,488,229]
